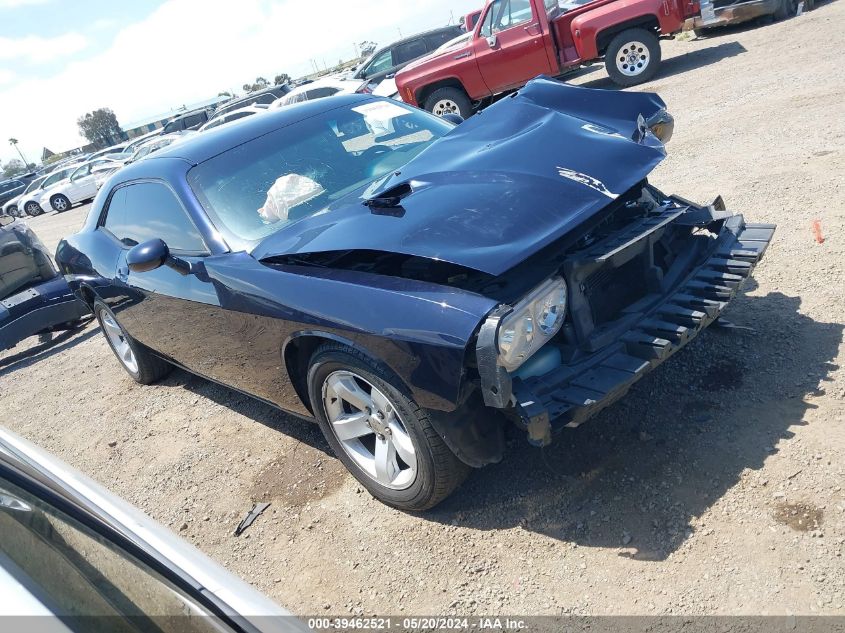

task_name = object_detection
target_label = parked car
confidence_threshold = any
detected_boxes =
[18,164,82,216]
[40,159,125,212]
[86,142,128,162]
[57,85,773,511]
[270,76,364,108]
[396,0,702,117]
[214,85,291,117]
[199,105,267,131]
[0,216,89,350]
[2,175,49,217]
[162,108,212,134]
[0,427,307,631]
[692,0,802,31]
[353,25,465,94]
[0,177,33,210]
[126,133,193,163]
[123,129,163,155]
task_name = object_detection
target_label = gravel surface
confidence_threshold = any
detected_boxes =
[2,3,844,617]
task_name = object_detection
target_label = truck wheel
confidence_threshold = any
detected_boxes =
[424,87,473,120]
[307,343,470,511]
[605,28,661,87]
[94,301,172,384]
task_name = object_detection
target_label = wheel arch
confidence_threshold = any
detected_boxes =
[282,330,416,416]
[595,16,661,56]
[416,78,469,111]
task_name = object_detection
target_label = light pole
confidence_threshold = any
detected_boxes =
[8,138,29,167]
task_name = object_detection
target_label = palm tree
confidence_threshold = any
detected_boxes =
[8,138,29,166]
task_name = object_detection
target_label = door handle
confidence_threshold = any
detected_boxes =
[524,22,542,36]
[454,51,471,60]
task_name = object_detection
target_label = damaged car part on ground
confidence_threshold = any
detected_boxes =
[0,216,90,351]
[56,79,773,511]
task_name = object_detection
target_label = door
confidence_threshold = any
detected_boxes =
[67,164,99,203]
[98,180,222,370]
[473,0,554,93]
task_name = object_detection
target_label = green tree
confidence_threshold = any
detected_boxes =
[242,77,270,93]
[273,73,290,85]
[2,159,24,178]
[359,40,377,58]
[77,108,123,149]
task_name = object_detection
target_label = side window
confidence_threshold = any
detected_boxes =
[362,49,393,77]
[254,93,276,105]
[479,1,500,37]
[304,87,339,100]
[393,38,428,65]
[425,31,456,49]
[491,0,534,32]
[163,120,178,134]
[103,182,206,253]
[183,113,206,128]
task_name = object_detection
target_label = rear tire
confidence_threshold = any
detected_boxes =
[605,28,661,87]
[51,194,71,213]
[94,301,171,384]
[424,87,473,120]
[307,343,470,511]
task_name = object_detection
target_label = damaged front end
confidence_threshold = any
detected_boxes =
[475,185,774,446]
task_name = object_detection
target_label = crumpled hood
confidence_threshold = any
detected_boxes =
[253,78,669,276]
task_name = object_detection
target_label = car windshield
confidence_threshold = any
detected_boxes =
[24,177,46,193]
[188,100,452,244]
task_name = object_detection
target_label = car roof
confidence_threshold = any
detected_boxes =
[142,93,378,167]
[367,24,463,58]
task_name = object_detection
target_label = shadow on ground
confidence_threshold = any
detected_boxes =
[0,321,97,378]
[422,292,842,560]
[579,40,748,90]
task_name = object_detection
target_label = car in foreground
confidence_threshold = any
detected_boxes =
[269,77,364,109]
[0,427,307,631]
[199,105,267,131]
[58,83,774,511]
[0,216,89,350]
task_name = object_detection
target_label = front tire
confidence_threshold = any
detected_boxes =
[24,201,42,216]
[424,87,473,120]
[307,343,469,511]
[51,194,71,212]
[605,28,661,87]
[94,301,171,384]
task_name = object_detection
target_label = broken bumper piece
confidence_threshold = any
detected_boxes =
[513,213,775,447]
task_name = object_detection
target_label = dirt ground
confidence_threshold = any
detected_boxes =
[2,2,844,617]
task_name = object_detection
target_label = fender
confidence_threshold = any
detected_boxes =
[572,3,668,60]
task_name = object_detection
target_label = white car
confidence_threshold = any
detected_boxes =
[125,132,195,163]
[17,164,82,216]
[39,158,122,213]
[269,76,364,109]
[198,105,267,132]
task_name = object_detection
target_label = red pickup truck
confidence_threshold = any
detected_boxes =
[396,0,700,118]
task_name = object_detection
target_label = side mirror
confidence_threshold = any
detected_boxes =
[127,238,191,276]
[486,35,498,48]
[440,113,464,125]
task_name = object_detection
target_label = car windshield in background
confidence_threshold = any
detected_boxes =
[188,100,452,244]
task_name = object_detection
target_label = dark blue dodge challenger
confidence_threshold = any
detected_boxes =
[58,79,774,510]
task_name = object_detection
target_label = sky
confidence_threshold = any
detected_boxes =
[0,0,483,165]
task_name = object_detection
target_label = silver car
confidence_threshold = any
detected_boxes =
[0,428,309,632]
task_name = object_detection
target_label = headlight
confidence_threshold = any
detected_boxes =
[497,276,567,371]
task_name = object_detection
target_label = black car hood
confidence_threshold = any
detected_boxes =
[253,78,669,276]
